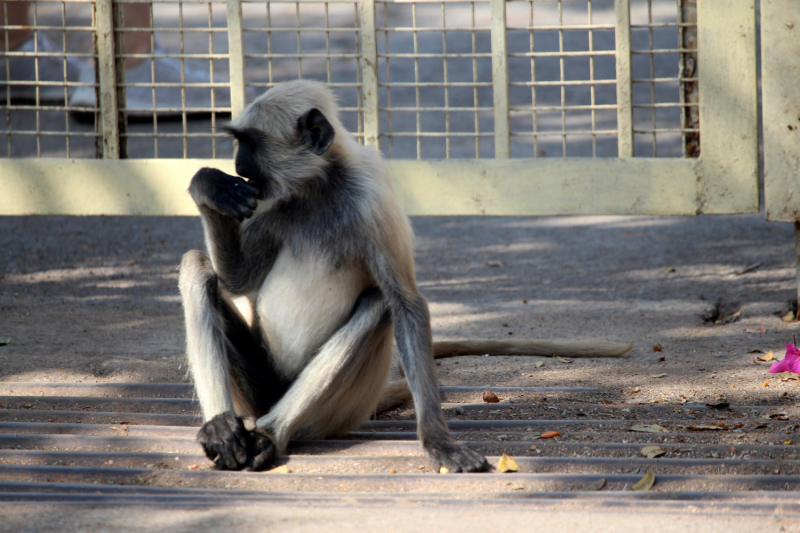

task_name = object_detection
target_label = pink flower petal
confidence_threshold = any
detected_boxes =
[769,344,800,375]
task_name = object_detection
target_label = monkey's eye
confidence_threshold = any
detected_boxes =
[223,127,260,148]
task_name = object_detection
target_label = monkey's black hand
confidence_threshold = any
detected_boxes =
[197,413,278,471]
[190,167,259,221]
[197,412,250,470]
[427,440,490,473]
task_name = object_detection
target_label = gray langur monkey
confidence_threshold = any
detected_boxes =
[178,79,631,473]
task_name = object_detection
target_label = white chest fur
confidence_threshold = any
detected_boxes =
[255,248,371,379]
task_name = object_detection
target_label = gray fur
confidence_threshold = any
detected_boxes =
[180,80,488,472]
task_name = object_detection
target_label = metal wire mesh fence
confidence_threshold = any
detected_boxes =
[1,0,98,157]
[0,0,697,160]
[241,0,365,141]
[113,0,231,159]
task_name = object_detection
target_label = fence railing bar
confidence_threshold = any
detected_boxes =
[376,25,490,31]
[528,0,538,157]
[360,0,380,147]
[249,82,363,88]
[633,77,697,83]
[633,128,698,134]
[472,1,481,158]
[59,0,69,157]
[113,2,129,158]
[510,104,617,111]
[631,48,696,54]
[678,0,698,158]
[383,132,494,138]
[353,0,364,141]
[0,131,102,137]
[383,106,494,112]
[410,3,421,158]
[614,0,633,158]
[381,81,493,87]
[95,0,119,159]
[245,27,361,33]
[511,130,617,137]
[633,103,699,108]
[510,79,615,87]
[588,0,597,156]
[226,0,247,119]
[508,50,615,58]
[490,0,509,158]
[115,27,227,33]
[1,25,95,32]
[557,0,566,155]
[509,23,615,30]
[247,53,361,59]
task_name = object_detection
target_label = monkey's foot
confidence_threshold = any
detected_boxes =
[197,412,277,471]
[427,440,490,473]
[241,417,277,471]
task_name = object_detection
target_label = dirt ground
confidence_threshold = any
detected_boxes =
[1,212,799,409]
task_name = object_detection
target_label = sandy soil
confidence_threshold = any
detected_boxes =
[1,213,798,411]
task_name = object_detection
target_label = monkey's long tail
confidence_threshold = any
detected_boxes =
[433,338,633,359]
[376,338,633,413]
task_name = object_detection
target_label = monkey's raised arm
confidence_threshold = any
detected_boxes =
[189,167,280,294]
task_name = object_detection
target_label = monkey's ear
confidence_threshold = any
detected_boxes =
[299,108,335,155]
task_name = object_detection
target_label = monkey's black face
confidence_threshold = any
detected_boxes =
[224,107,336,202]
[224,126,272,199]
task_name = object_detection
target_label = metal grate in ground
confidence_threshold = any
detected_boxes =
[2,380,800,515]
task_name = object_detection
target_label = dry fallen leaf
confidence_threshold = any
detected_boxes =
[630,386,640,394]
[782,311,797,323]
[652,344,663,352]
[630,424,667,434]
[534,361,544,368]
[758,351,775,362]
[582,478,606,491]
[540,431,561,439]
[389,468,397,474]
[705,400,730,409]
[631,469,655,491]
[651,373,667,379]
[640,445,666,459]
[483,390,501,403]
[267,465,290,474]
[556,356,573,364]
[498,454,518,473]
[764,413,789,421]
[683,425,724,431]
[785,439,793,445]
[439,466,450,474]
[188,464,199,470]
